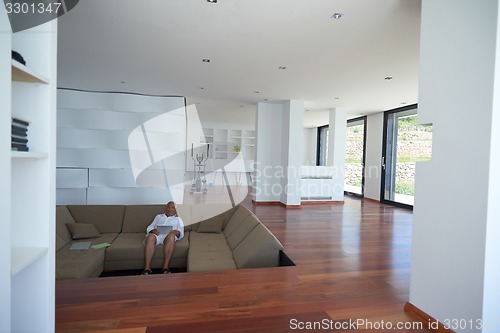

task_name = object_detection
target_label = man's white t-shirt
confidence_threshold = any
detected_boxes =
[146,214,184,241]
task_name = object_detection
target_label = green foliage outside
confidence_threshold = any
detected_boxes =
[395,182,414,196]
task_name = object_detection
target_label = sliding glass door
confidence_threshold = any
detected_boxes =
[381,105,432,208]
[344,117,366,196]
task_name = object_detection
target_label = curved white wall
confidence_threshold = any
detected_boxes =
[56,89,186,205]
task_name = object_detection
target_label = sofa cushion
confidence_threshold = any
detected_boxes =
[67,205,125,233]
[232,223,284,269]
[196,215,225,233]
[56,249,105,279]
[66,223,101,239]
[223,205,253,239]
[56,234,67,251]
[175,205,192,226]
[191,203,235,225]
[188,232,236,272]
[122,205,165,233]
[56,233,119,279]
[225,214,260,250]
[104,232,189,270]
[56,205,76,244]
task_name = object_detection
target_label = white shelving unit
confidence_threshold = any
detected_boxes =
[187,126,255,186]
[1,10,57,333]
[203,128,255,162]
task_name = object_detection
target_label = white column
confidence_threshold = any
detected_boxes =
[254,102,283,203]
[410,0,500,330]
[280,100,304,206]
[327,108,347,201]
[253,101,303,206]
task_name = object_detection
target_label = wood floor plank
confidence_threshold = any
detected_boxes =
[56,192,432,333]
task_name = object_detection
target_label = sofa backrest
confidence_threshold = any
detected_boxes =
[56,205,76,250]
[122,205,165,233]
[232,223,284,269]
[66,205,125,233]
[190,203,235,226]
[225,212,261,250]
[223,205,252,238]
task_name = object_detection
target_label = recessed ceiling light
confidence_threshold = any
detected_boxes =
[207,0,217,3]
[334,97,339,100]
[331,13,344,20]
[384,76,393,80]
[199,87,205,90]
[202,59,211,63]
[254,91,260,94]
[401,102,407,105]
[278,66,287,70]
[120,81,126,84]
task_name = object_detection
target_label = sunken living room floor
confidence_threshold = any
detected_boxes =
[55,196,431,333]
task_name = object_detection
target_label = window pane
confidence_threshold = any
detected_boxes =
[345,120,365,195]
[317,126,329,166]
[393,115,432,205]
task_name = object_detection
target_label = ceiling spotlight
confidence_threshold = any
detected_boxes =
[254,91,260,94]
[278,66,287,70]
[334,97,339,100]
[207,0,217,3]
[331,13,344,20]
[384,76,393,80]
[202,59,211,63]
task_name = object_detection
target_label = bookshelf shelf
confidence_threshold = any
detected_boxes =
[11,151,48,159]
[11,60,49,84]
[11,247,48,276]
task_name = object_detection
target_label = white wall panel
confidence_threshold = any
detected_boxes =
[56,168,88,188]
[56,89,186,205]
[56,189,87,205]
[58,89,184,114]
[57,148,132,168]
[86,187,181,205]
[57,108,163,130]
[57,128,131,149]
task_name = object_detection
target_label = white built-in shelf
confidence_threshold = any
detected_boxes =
[11,151,48,159]
[11,60,49,84]
[11,247,48,276]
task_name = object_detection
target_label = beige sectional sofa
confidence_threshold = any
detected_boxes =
[56,203,284,279]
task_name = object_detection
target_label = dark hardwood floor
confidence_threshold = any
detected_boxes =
[56,191,430,332]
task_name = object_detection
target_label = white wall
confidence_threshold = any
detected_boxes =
[327,108,347,201]
[410,1,500,330]
[279,100,304,205]
[302,128,317,166]
[56,89,186,205]
[482,3,500,328]
[254,102,283,202]
[364,112,383,200]
[0,7,12,332]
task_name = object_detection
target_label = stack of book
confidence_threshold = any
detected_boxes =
[11,118,29,152]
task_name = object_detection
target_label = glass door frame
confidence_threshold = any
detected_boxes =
[380,104,418,210]
[344,116,367,198]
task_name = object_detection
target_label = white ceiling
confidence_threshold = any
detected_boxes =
[57,0,421,128]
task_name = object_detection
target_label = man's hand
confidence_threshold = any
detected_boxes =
[150,228,160,235]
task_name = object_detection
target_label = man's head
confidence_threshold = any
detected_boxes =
[165,201,176,217]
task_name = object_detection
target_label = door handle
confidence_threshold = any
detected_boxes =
[381,156,386,170]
